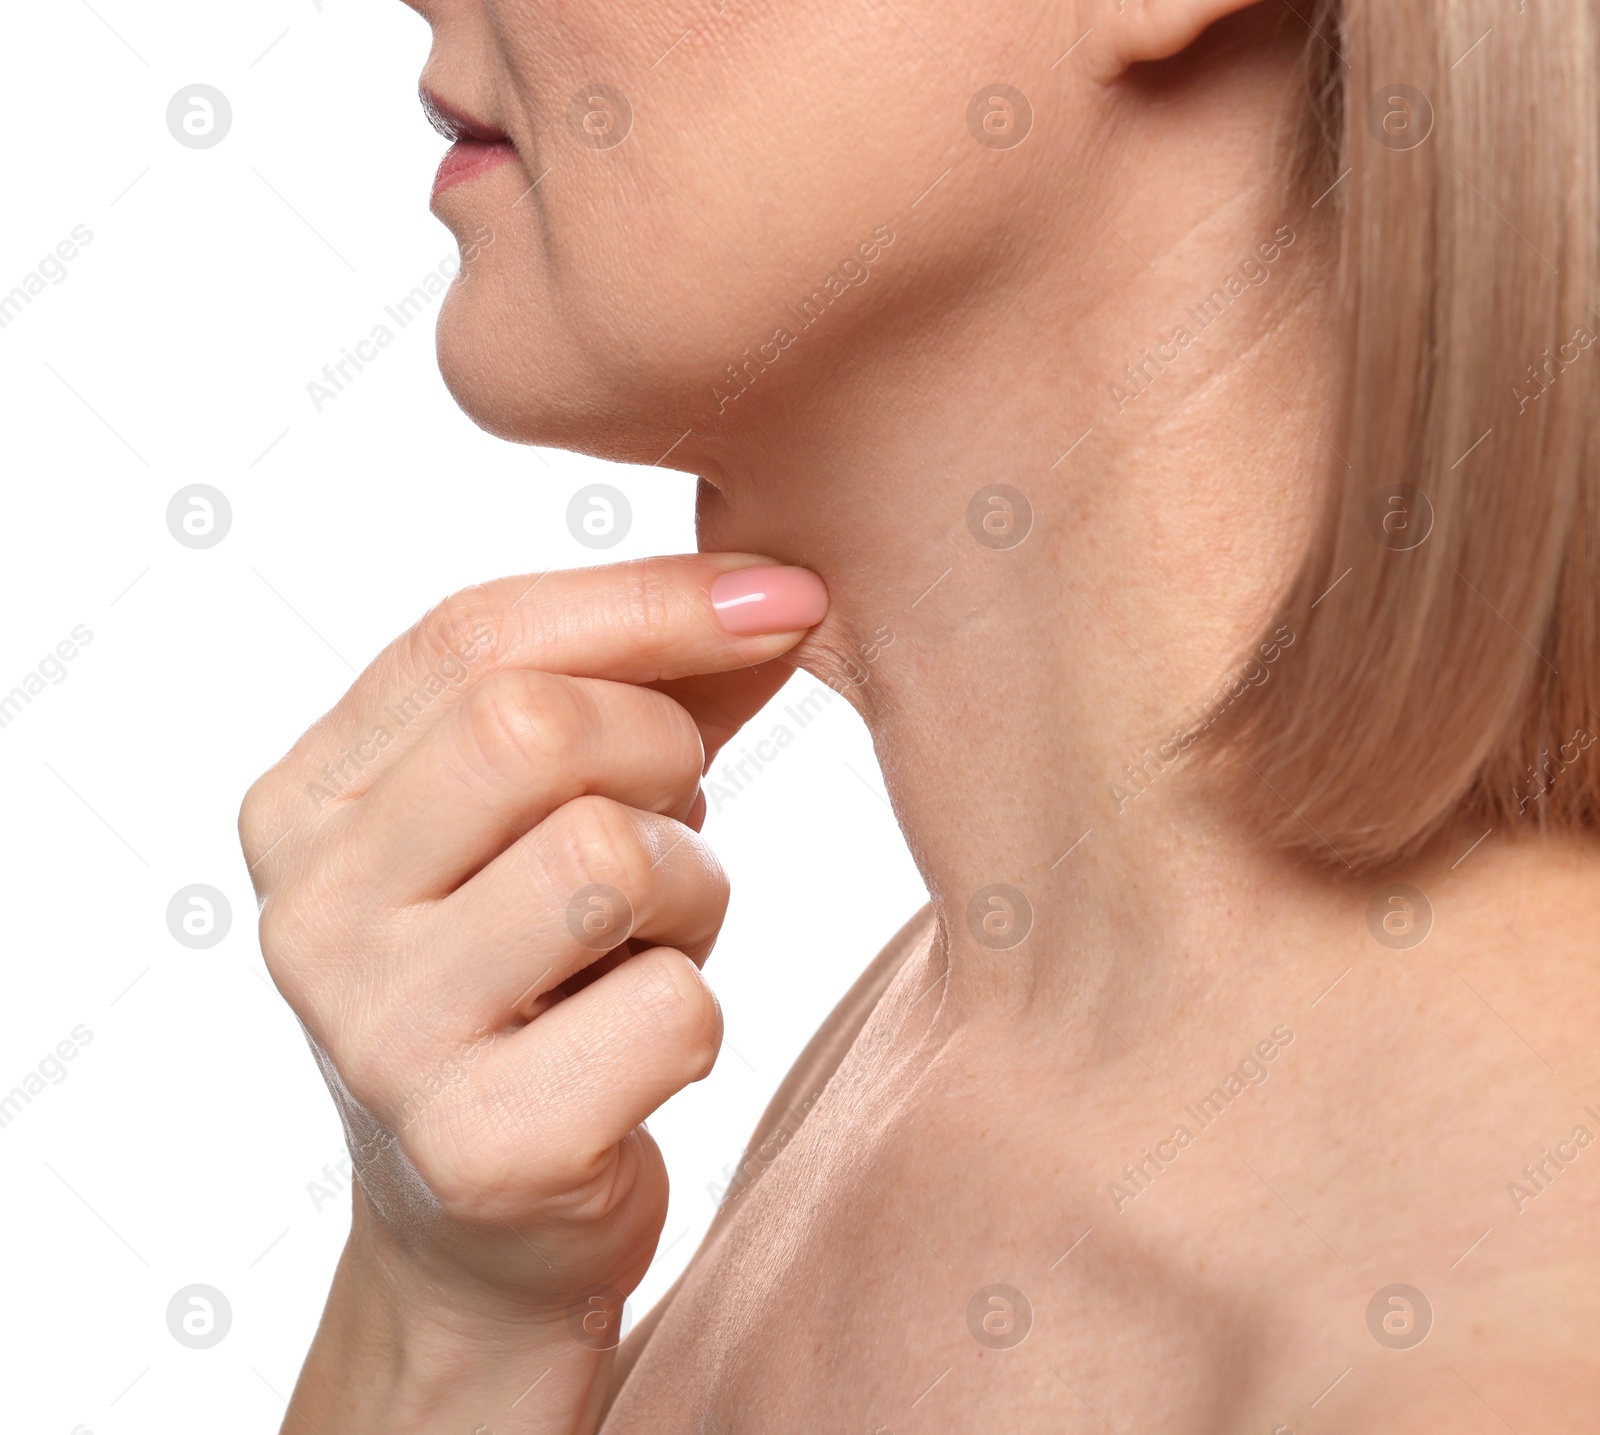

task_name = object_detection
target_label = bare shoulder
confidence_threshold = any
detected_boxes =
[709,900,936,1218]
[605,903,934,1392]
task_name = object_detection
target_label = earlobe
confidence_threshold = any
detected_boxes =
[1100,0,1269,71]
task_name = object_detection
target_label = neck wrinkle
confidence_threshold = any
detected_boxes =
[690,185,1335,1030]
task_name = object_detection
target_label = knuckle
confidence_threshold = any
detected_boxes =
[413,1105,539,1221]
[647,693,706,798]
[635,952,722,1081]
[557,795,654,899]
[413,586,506,677]
[461,670,589,781]
[257,880,398,1082]
[327,984,446,1117]
[424,1154,515,1222]
[237,768,290,870]
[237,774,272,857]
[693,838,732,912]
[334,1013,408,1112]
[615,562,677,652]
[256,882,324,998]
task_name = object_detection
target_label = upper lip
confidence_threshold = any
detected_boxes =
[419,87,509,144]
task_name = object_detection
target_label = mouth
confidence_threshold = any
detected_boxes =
[421,87,519,199]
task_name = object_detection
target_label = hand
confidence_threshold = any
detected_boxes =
[238,555,826,1428]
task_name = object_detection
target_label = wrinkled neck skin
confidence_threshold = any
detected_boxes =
[690,166,1329,1028]
[687,147,1597,1062]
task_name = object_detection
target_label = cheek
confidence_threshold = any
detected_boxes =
[433,132,796,442]
[432,0,1014,441]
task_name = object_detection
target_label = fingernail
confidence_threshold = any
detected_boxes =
[710,566,828,635]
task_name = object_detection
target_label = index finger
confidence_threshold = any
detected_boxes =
[269,554,827,799]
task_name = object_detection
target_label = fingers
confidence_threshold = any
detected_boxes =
[268,556,826,805]
[428,947,724,1208]
[338,672,705,900]
[411,796,728,1027]
[239,557,816,1288]
[273,794,727,1092]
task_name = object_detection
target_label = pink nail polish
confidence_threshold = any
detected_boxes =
[710,566,829,635]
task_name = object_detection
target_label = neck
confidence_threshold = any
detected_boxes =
[689,127,1360,1017]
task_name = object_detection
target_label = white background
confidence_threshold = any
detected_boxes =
[0,2,925,1429]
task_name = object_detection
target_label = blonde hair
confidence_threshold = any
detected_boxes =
[1217,0,1600,868]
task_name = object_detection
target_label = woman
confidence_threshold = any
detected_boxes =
[239,0,1600,1427]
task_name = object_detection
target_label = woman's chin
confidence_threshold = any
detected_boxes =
[436,290,719,465]
[435,291,583,449]
[434,329,666,465]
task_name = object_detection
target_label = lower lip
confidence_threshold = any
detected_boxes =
[432,139,518,198]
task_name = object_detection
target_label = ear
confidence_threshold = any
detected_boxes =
[1101,0,1268,69]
